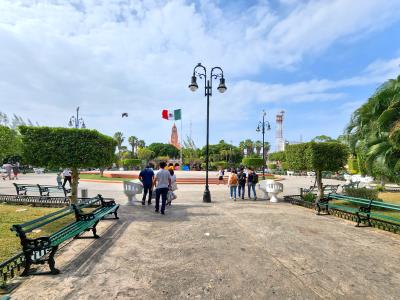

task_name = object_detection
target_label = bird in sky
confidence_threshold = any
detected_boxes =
[122,113,128,118]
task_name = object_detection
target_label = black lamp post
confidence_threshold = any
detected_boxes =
[189,63,227,203]
[68,106,86,129]
[256,110,270,180]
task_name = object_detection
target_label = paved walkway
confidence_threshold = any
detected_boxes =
[4,175,400,299]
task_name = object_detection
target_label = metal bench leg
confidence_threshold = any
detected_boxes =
[21,253,33,277]
[48,246,60,275]
[356,212,361,227]
[91,221,100,238]
[113,206,120,219]
[367,215,372,227]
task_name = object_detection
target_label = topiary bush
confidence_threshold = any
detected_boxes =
[303,193,316,203]
[120,158,142,169]
[242,157,264,168]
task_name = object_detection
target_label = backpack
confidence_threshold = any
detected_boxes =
[252,173,258,184]
[230,174,238,185]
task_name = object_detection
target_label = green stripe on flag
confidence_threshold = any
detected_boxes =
[174,109,181,121]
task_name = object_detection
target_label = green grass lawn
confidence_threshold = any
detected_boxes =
[79,174,127,181]
[0,204,95,262]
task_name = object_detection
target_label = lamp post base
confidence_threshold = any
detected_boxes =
[203,187,211,203]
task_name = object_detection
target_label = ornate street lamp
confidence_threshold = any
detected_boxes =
[68,107,86,129]
[256,110,270,180]
[189,63,227,202]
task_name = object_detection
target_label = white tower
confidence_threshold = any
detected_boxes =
[276,111,285,152]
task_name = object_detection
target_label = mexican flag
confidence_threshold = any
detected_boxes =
[162,109,181,120]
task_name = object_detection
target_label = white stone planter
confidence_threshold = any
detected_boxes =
[265,180,283,203]
[287,171,294,176]
[344,174,352,184]
[257,180,270,200]
[123,180,143,205]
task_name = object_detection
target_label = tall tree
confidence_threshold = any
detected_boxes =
[255,141,262,156]
[114,132,125,158]
[244,139,254,156]
[128,136,137,156]
[345,75,400,182]
[20,126,116,203]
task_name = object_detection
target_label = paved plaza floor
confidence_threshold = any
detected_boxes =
[2,174,400,299]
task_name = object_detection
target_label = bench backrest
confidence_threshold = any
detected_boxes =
[11,206,74,237]
[328,193,372,206]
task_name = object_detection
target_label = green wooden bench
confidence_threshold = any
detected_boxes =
[316,193,400,227]
[11,194,119,276]
[13,183,41,195]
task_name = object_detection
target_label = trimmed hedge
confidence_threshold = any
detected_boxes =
[242,157,264,168]
[121,158,142,169]
[344,187,381,201]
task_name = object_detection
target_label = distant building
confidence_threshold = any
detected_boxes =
[170,123,181,149]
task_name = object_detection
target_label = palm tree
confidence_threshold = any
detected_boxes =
[244,139,254,156]
[128,136,138,157]
[345,75,400,183]
[137,139,146,149]
[239,141,246,156]
[255,141,262,156]
[113,132,125,158]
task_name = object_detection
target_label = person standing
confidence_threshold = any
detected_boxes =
[62,169,72,188]
[228,170,238,201]
[153,161,171,215]
[167,169,178,205]
[247,168,258,200]
[237,168,247,200]
[12,162,20,180]
[139,164,155,205]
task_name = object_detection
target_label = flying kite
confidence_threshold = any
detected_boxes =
[122,113,128,118]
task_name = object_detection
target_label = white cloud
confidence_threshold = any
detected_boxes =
[0,0,399,146]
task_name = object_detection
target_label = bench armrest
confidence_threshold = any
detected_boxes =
[23,236,51,251]
[359,206,371,213]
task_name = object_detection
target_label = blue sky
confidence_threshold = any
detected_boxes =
[0,0,400,151]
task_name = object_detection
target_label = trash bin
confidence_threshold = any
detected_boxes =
[81,188,88,198]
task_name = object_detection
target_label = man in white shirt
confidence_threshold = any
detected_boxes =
[153,162,171,215]
[62,169,72,188]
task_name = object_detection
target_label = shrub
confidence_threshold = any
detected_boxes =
[344,187,381,201]
[267,163,277,170]
[375,185,385,192]
[303,193,316,203]
[280,161,289,171]
[268,151,286,162]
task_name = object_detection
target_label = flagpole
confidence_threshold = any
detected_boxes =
[180,115,183,166]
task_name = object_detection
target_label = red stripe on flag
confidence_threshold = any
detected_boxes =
[162,109,169,119]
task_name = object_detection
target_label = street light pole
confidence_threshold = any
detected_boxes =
[69,106,86,129]
[189,63,227,203]
[257,110,270,180]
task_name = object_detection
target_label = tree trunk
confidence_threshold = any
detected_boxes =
[316,170,323,201]
[71,167,79,204]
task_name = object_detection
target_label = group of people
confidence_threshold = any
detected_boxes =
[138,162,178,215]
[227,168,258,201]
[1,162,20,180]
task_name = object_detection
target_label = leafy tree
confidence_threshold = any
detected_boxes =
[345,75,400,183]
[137,139,145,148]
[268,151,286,162]
[137,147,154,163]
[311,135,335,143]
[242,157,264,168]
[244,139,254,156]
[286,142,348,199]
[114,132,125,159]
[20,126,116,203]
[0,126,22,163]
[120,158,141,169]
[148,143,180,158]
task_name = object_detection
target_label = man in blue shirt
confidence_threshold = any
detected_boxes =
[139,164,155,205]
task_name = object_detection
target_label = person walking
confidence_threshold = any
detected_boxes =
[247,168,258,200]
[153,161,171,215]
[228,170,238,201]
[217,168,225,185]
[139,164,155,205]
[12,162,20,180]
[237,168,247,200]
[167,168,178,205]
[62,169,72,188]
[2,162,12,180]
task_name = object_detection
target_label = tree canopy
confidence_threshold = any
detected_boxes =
[148,143,180,158]
[0,125,22,163]
[344,75,400,182]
